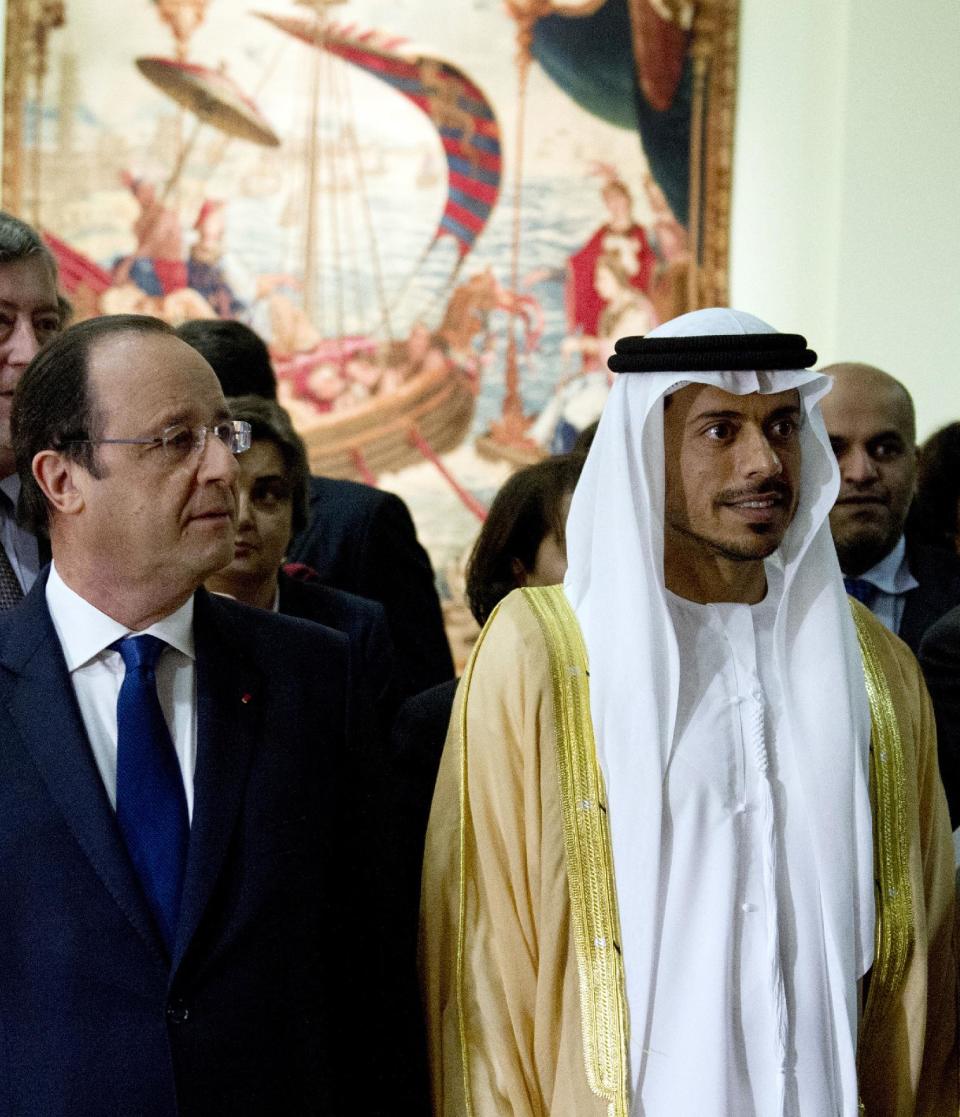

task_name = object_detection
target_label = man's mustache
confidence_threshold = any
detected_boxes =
[836,485,889,504]
[715,480,792,505]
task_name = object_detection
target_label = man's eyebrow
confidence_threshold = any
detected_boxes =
[688,404,803,427]
[0,298,59,313]
[156,410,192,429]
[156,404,231,425]
[766,404,803,420]
[687,408,744,424]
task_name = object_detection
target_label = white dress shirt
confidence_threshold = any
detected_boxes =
[853,534,918,635]
[45,563,198,820]
[0,474,40,592]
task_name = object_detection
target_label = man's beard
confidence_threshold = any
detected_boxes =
[668,519,784,563]
[667,479,795,564]
[834,521,900,576]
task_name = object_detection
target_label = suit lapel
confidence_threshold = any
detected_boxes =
[0,581,167,963]
[171,590,262,971]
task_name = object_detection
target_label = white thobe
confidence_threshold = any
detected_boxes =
[634,583,844,1116]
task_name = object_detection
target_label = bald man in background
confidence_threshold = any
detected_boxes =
[821,361,960,652]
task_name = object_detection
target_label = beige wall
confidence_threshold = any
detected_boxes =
[730,0,960,439]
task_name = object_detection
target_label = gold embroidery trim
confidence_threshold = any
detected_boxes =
[453,596,509,1117]
[525,586,630,1117]
[851,602,914,1057]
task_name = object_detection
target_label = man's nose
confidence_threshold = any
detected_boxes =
[738,424,782,478]
[234,488,253,526]
[198,430,240,487]
[5,317,40,370]
[841,445,879,485]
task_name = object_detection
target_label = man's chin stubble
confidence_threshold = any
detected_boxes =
[669,522,783,564]
[835,528,900,576]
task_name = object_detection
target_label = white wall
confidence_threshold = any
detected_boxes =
[729,0,849,352]
[731,0,960,438]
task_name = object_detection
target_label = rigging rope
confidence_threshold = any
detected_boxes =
[304,15,326,330]
[339,60,395,345]
[407,426,487,522]
[321,39,347,354]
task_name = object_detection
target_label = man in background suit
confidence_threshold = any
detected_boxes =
[821,361,960,651]
[175,318,454,697]
[0,211,63,606]
[919,606,960,829]
[1,313,389,1115]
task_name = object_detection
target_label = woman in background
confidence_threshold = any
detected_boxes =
[465,451,586,626]
[205,395,397,721]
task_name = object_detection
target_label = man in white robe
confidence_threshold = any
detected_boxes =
[420,308,957,1116]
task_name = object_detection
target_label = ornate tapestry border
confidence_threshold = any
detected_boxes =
[700,0,738,307]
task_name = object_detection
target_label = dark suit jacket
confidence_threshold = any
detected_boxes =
[391,679,457,818]
[899,540,960,653]
[0,576,389,1115]
[387,678,457,957]
[277,569,398,725]
[288,476,453,698]
[919,605,960,828]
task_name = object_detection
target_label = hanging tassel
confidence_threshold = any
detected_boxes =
[750,693,789,1117]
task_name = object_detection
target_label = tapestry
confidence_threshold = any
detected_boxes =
[4,0,737,662]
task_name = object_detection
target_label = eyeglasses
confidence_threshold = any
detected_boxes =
[61,420,252,460]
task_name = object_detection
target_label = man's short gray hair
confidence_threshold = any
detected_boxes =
[0,211,58,278]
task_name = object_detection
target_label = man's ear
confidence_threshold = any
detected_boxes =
[910,444,920,497]
[32,450,85,516]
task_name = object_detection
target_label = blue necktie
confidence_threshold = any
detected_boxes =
[843,577,878,608]
[113,635,189,952]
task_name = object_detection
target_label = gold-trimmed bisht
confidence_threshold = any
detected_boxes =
[525,585,631,1117]
[453,597,483,1117]
[451,590,904,1117]
[850,602,915,1079]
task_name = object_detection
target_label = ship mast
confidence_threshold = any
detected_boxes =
[298,0,346,328]
[478,0,553,461]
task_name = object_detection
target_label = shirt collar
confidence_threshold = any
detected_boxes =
[46,562,196,672]
[859,534,919,595]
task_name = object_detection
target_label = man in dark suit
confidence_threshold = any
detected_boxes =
[0,211,63,608]
[821,360,960,652]
[288,472,453,695]
[175,319,454,698]
[919,606,960,829]
[2,313,387,1115]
